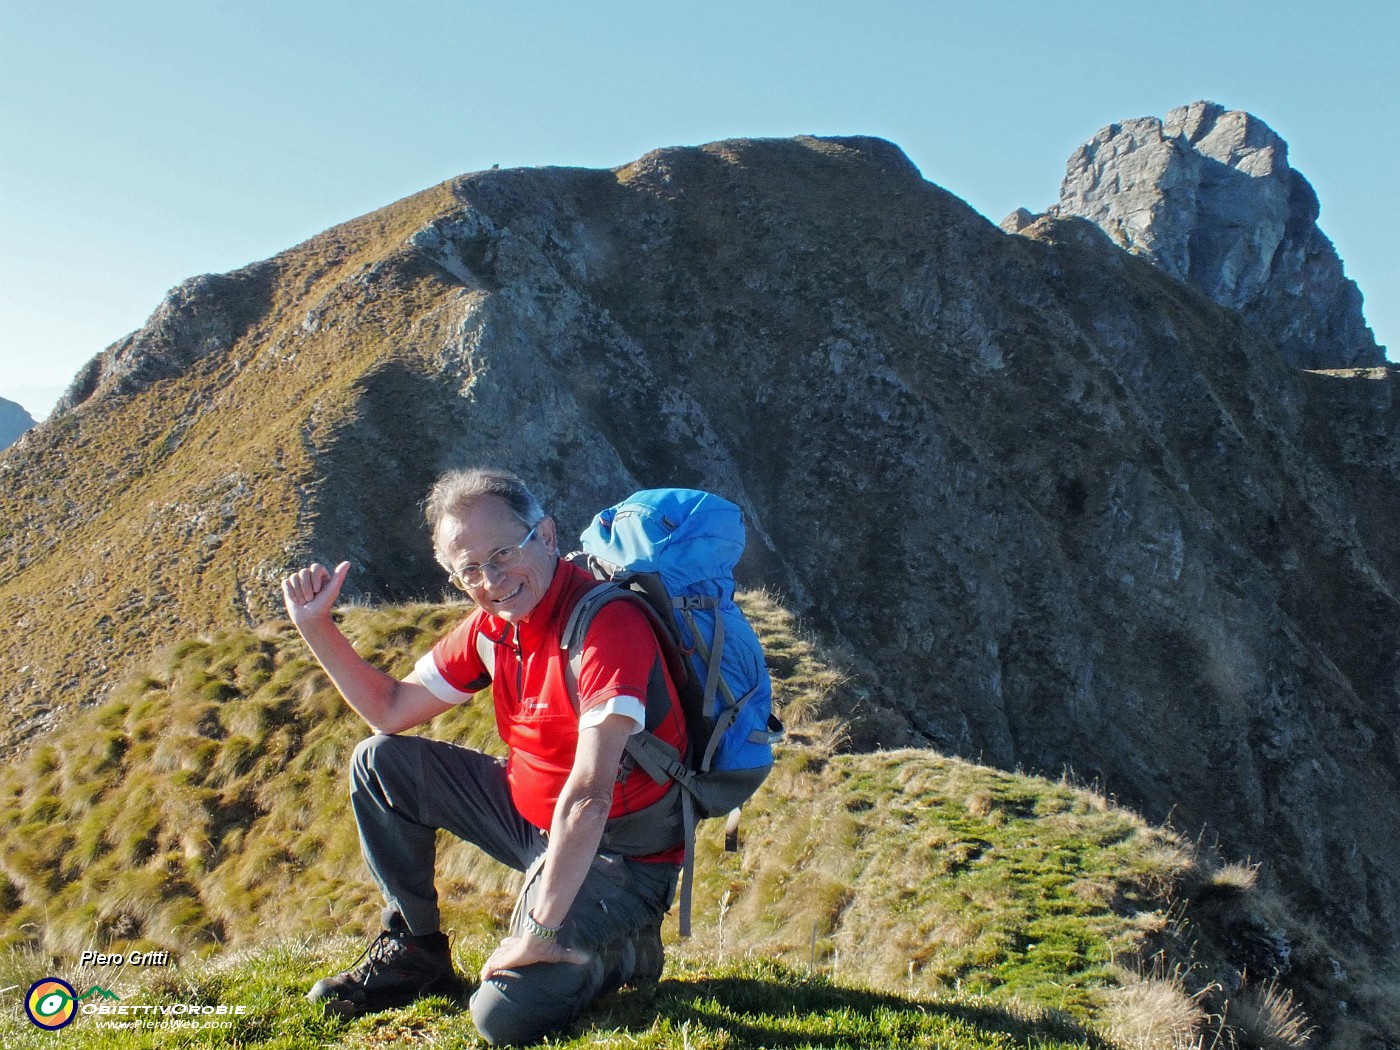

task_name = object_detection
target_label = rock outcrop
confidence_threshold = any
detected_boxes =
[0,397,35,451]
[3,132,1399,1002]
[55,263,280,414]
[1011,101,1382,369]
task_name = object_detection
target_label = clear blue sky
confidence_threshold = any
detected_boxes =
[3,0,1396,419]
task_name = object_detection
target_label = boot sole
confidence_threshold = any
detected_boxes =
[311,973,459,1017]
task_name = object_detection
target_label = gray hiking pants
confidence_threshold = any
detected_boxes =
[350,733,678,1045]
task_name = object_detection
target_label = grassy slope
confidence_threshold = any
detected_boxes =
[0,177,465,749]
[0,593,1389,1047]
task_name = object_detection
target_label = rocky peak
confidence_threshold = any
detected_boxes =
[1014,101,1382,369]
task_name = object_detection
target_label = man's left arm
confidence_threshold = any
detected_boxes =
[480,711,634,976]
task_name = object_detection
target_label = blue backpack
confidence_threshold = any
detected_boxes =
[562,488,783,935]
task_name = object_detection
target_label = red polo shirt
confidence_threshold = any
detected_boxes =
[415,559,687,859]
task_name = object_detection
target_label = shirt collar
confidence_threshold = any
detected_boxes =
[511,556,572,645]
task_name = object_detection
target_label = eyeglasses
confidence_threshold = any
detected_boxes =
[448,523,541,591]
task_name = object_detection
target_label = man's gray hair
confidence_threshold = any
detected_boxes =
[424,468,546,549]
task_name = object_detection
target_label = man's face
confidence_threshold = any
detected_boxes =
[438,496,557,623]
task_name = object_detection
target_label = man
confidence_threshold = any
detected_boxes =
[281,468,688,1045]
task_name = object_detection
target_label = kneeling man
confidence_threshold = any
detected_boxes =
[281,468,687,1045]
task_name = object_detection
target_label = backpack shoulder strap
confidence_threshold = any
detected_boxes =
[559,581,690,720]
[474,628,497,678]
[559,581,689,777]
[471,617,517,681]
[558,581,627,678]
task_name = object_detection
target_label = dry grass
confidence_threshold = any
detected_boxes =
[1101,967,1211,1050]
[1224,978,1316,1048]
[734,587,851,743]
[1206,861,1261,896]
[0,175,468,754]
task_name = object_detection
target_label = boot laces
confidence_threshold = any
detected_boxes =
[349,929,410,979]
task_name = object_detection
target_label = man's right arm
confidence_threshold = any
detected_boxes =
[282,561,455,734]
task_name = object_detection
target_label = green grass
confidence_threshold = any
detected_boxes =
[686,750,1184,1018]
[0,939,1107,1049]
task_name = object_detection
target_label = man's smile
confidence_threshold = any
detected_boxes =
[492,582,525,605]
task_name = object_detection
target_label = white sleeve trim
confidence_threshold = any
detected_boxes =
[414,651,475,706]
[579,695,645,735]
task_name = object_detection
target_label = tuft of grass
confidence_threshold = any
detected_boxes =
[1202,860,1260,897]
[1224,978,1316,1049]
[1100,965,1211,1050]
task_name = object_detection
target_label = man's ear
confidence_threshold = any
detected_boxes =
[540,516,559,554]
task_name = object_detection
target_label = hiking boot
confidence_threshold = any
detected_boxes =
[601,918,665,993]
[308,910,456,1016]
[628,919,665,986]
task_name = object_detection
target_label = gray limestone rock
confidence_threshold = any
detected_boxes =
[1043,101,1382,369]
